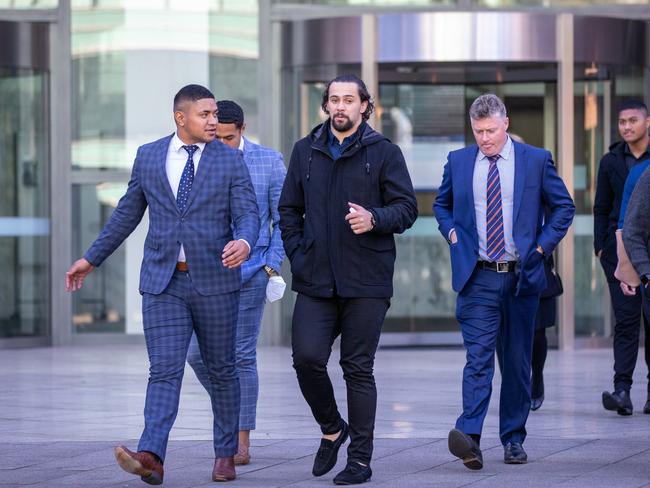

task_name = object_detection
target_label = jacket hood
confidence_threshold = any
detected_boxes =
[607,140,627,153]
[309,119,388,148]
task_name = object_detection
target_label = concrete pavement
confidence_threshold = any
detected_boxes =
[1,345,649,487]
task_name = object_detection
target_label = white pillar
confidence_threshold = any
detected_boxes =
[122,2,210,335]
[361,14,380,132]
[556,13,575,351]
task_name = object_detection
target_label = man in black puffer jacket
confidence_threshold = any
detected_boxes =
[279,74,417,485]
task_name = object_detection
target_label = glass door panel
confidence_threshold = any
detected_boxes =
[573,64,646,339]
[573,79,608,338]
[0,68,50,338]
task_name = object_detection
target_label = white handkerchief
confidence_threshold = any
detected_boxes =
[266,275,286,303]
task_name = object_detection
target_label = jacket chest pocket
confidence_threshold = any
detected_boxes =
[342,160,373,205]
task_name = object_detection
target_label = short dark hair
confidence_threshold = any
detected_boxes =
[321,74,375,121]
[173,84,215,111]
[619,99,648,116]
[216,100,245,129]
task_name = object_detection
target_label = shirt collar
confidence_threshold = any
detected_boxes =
[238,136,245,152]
[172,132,206,154]
[328,124,361,148]
[624,143,650,159]
[478,135,513,162]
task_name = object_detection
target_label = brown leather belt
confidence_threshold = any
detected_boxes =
[477,260,517,273]
[176,261,189,272]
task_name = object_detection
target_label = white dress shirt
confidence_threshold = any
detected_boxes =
[472,135,518,261]
[166,133,205,262]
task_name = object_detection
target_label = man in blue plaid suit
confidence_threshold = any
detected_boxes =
[65,85,259,484]
[187,100,286,466]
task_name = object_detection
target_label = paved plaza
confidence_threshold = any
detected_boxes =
[1,343,649,487]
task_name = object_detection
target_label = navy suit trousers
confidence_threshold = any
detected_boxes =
[137,270,240,461]
[455,267,539,445]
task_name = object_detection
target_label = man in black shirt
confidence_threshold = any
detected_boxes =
[594,99,650,415]
[279,75,417,485]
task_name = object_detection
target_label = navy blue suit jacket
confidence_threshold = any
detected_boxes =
[433,141,575,296]
[85,134,259,296]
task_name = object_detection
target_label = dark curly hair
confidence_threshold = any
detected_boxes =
[321,74,375,121]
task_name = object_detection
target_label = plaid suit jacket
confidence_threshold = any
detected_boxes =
[85,134,259,295]
[240,138,287,284]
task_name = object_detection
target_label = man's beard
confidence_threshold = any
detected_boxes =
[332,114,354,132]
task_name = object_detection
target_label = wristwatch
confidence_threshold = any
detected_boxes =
[369,211,377,230]
[264,265,278,277]
[641,275,649,286]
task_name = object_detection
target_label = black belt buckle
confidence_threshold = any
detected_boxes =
[496,261,510,273]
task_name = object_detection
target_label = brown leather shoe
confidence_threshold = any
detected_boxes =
[234,445,250,466]
[212,456,236,482]
[114,445,164,485]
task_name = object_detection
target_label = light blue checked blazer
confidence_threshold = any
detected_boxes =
[85,134,259,296]
[240,137,286,284]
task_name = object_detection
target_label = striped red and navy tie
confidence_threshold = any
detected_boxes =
[486,154,506,261]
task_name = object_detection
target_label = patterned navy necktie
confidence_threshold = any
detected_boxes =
[486,154,506,261]
[177,145,198,212]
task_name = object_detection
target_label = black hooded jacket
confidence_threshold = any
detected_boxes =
[593,141,630,280]
[278,120,418,298]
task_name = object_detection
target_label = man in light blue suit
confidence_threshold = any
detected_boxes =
[187,100,286,466]
[65,85,259,484]
[434,94,574,470]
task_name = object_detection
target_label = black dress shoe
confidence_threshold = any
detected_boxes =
[530,394,545,411]
[333,462,372,485]
[312,420,349,477]
[643,398,650,414]
[448,429,483,470]
[602,390,633,416]
[504,442,528,464]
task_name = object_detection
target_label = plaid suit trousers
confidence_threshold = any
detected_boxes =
[137,270,240,460]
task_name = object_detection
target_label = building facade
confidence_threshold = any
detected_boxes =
[0,0,648,349]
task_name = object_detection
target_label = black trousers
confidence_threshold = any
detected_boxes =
[607,281,650,393]
[531,328,547,399]
[531,296,556,399]
[291,293,390,465]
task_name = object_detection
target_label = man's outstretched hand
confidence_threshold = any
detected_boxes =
[66,258,95,291]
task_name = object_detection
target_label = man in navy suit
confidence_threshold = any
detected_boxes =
[65,84,259,484]
[434,94,574,469]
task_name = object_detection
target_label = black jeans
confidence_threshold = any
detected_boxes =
[607,281,650,393]
[291,293,390,465]
[531,328,547,399]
